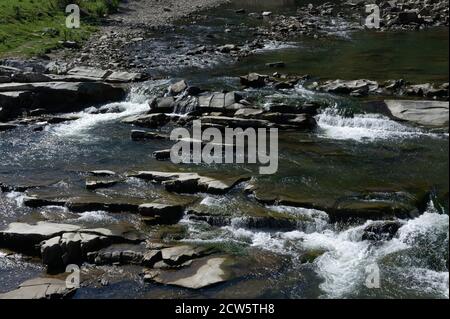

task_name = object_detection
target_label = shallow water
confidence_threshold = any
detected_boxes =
[0,0,448,298]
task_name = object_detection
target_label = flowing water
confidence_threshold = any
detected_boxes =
[0,0,448,298]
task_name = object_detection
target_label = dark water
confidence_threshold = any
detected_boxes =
[0,0,448,298]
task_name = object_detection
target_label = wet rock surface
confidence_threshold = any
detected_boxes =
[130,171,250,195]
[0,277,76,299]
[383,100,449,128]
[145,255,233,289]
[0,81,126,121]
[0,0,448,300]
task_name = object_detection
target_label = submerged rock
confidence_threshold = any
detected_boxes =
[148,96,176,113]
[161,245,214,266]
[0,221,144,271]
[0,222,81,252]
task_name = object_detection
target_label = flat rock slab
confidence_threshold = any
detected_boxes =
[139,203,185,225]
[89,170,116,177]
[145,256,233,289]
[130,171,249,194]
[161,245,213,266]
[0,221,143,253]
[0,278,76,299]
[0,81,126,121]
[66,67,144,83]
[384,100,449,127]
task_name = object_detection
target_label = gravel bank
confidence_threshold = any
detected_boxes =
[53,0,230,71]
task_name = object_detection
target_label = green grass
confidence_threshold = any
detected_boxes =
[0,0,120,58]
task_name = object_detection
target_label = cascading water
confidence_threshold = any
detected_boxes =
[181,200,449,298]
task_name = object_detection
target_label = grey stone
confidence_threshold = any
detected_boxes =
[161,245,212,266]
[142,250,163,267]
[384,100,449,127]
[0,278,76,299]
[169,80,188,96]
[129,171,250,195]
[145,256,232,289]
[0,82,126,121]
[240,73,267,88]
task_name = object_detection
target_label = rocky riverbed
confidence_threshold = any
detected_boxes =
[0,0,449,299]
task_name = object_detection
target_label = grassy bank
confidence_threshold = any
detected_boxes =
[0,0,120,58]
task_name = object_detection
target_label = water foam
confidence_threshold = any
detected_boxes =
[316,108,436,142]
[52,81,169,138]
[202,201,449,298]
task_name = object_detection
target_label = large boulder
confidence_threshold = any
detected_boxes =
[145,256,233,289]
[148,97,176,113]
[0,82,126,120]
[1,222,144,272]
[384,100,449,128]
[0,222,80,253]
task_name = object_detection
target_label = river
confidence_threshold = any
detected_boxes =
[0,0,448,298]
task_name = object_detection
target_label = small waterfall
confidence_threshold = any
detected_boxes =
[315,106,431,142]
